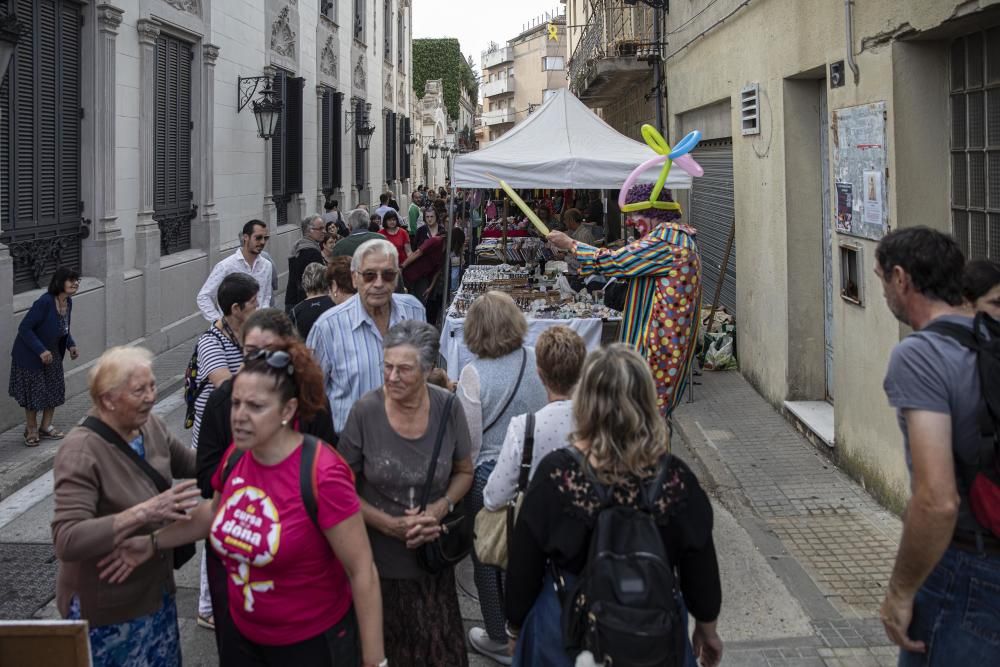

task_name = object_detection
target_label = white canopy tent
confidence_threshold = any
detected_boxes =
[453,88,693,191]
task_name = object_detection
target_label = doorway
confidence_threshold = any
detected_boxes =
[820,84,834,401]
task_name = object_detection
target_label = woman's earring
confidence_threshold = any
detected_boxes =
[281,419,288,427]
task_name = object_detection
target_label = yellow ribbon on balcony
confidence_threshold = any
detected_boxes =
[548,23,559,41]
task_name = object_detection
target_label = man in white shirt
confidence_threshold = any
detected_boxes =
[196,220,273,321]
[307,238,425,431]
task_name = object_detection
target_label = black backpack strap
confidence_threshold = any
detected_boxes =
[642,454,675,512]
[483,349,528,434]
[300,434,322,531]
[517,413,536,492]
[220,446,244,486]
[82,416,169,493]
[566,446,611,507]
[419,394,457,511]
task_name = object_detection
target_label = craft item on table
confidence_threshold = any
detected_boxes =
[617,125,702,214]
[486,174,551,236]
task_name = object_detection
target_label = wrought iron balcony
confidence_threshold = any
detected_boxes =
[569,0,657,106]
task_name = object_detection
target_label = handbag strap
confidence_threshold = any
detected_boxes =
[419,393,457,512]
[81,416,169,493]
[517,412,536,492]
[482,348,527,434]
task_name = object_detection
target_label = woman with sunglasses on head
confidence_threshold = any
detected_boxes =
[106,341,386,667]
[9,266,81,446]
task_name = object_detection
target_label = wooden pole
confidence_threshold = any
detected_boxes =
[705,218,736,334]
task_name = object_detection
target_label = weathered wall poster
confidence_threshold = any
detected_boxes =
[832,102,888,240]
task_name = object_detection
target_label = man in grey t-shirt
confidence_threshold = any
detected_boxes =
[876,226,1000,665]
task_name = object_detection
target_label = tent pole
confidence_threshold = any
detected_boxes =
[441,164,456,324]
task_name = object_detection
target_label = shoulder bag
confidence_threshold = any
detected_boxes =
[81,416,197,570]
[482,348,528,434]
[416,394,475,574]
[474,412,535,569]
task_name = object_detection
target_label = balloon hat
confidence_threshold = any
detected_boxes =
[618,124,703,214]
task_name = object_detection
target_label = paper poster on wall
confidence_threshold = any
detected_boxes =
[832,101,889,240]
[836,182,853,232]
[862,170,883,227]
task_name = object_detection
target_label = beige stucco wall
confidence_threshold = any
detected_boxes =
[664,0,1000,507]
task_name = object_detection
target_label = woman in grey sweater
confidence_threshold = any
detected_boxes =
[457,291,548,664]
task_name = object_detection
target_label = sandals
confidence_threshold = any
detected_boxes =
[39,425,65,440]
[23,430,40,447]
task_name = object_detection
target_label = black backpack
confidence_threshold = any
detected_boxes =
[921,312,1000,539]
[183,328,227,429]
[560,448,685,667]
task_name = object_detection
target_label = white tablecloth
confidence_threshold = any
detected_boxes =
[440,315,609,379]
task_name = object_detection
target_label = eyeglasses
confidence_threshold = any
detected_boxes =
[309,225,325,232]
[251,234,270,242]
[357,269,399,284]
[244,349,294,376]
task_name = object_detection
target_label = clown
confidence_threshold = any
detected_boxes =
[547,182,702,419]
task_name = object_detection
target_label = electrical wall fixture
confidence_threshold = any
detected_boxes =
[740,83,760,136]
[237,75,283,140]
[830,61,845,88]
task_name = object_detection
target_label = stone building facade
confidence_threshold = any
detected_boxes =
[0,0,416,430]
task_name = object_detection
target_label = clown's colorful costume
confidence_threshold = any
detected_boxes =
[574,221,701,418]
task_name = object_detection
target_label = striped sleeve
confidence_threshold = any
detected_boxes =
[196,332,233,382]
[575,235,678,279]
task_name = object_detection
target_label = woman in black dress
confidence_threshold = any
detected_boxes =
[9,267,81,446]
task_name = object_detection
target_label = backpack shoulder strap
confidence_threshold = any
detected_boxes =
[220,446,244,486]
[920,319,979,350]
[642,454,675,512]
[566,446,611,507]
[300,434,322,531]
[517,413,536,492]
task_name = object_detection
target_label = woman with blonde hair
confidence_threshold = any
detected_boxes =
[458,291,547,664]
[505,344,723,667]
[52,346,200,666]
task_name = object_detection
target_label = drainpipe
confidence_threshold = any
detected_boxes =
[844,0,860,84]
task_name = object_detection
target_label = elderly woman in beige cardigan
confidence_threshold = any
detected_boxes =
[51,346,199,667]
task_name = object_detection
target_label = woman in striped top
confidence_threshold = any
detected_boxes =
[190,272,258,630]
[547,183,702,419]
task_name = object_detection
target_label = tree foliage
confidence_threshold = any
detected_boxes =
[413,38,479,121]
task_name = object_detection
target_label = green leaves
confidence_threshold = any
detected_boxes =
[413,38,479,121]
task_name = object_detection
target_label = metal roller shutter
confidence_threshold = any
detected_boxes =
[688,139,736,316]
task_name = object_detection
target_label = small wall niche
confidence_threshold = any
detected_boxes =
[839,242,864,306]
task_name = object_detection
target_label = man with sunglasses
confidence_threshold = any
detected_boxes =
[197,220,273,321]
[307,239,425,432]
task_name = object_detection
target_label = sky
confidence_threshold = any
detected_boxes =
[412,0,566,77]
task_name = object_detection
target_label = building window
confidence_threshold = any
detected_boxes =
[397,11,405,68]
[271,70,304,227]
[383,0,392,63]
[0,0,82,293]
[951,28,1000,260]
[542,56,564,71]
[320,87,343,195]
[321,0,337,22]
[153,33,194,256]
[354,0,366,43]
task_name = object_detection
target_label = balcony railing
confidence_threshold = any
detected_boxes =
[569,0,656,102]
[482,46,515,70]
[482,77,515,98]
[483,108,516,126]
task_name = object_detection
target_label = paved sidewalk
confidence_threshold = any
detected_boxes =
[673,370,902,666]
[0,332,201,502]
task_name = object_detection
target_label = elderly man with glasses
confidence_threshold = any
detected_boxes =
[283,214,329,313]
[306,238,426,432]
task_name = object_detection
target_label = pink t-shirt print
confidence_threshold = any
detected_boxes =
[211,442,361,646]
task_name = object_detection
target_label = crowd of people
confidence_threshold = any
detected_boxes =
[7,177,997,667]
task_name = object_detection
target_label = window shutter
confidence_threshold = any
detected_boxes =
[1,0,83,292]
[321,89,332,193]
[389,112,397,181]
[271,71,286,196]
[286,77,304,194]
[384,109,390,182]
[153,33,193,255]
[333,91,343,189]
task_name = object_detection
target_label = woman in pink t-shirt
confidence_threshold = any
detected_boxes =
[103,341,386,667]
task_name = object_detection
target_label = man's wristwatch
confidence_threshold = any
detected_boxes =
[363,660,388,667]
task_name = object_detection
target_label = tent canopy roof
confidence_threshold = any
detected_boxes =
[453,89,692,191]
